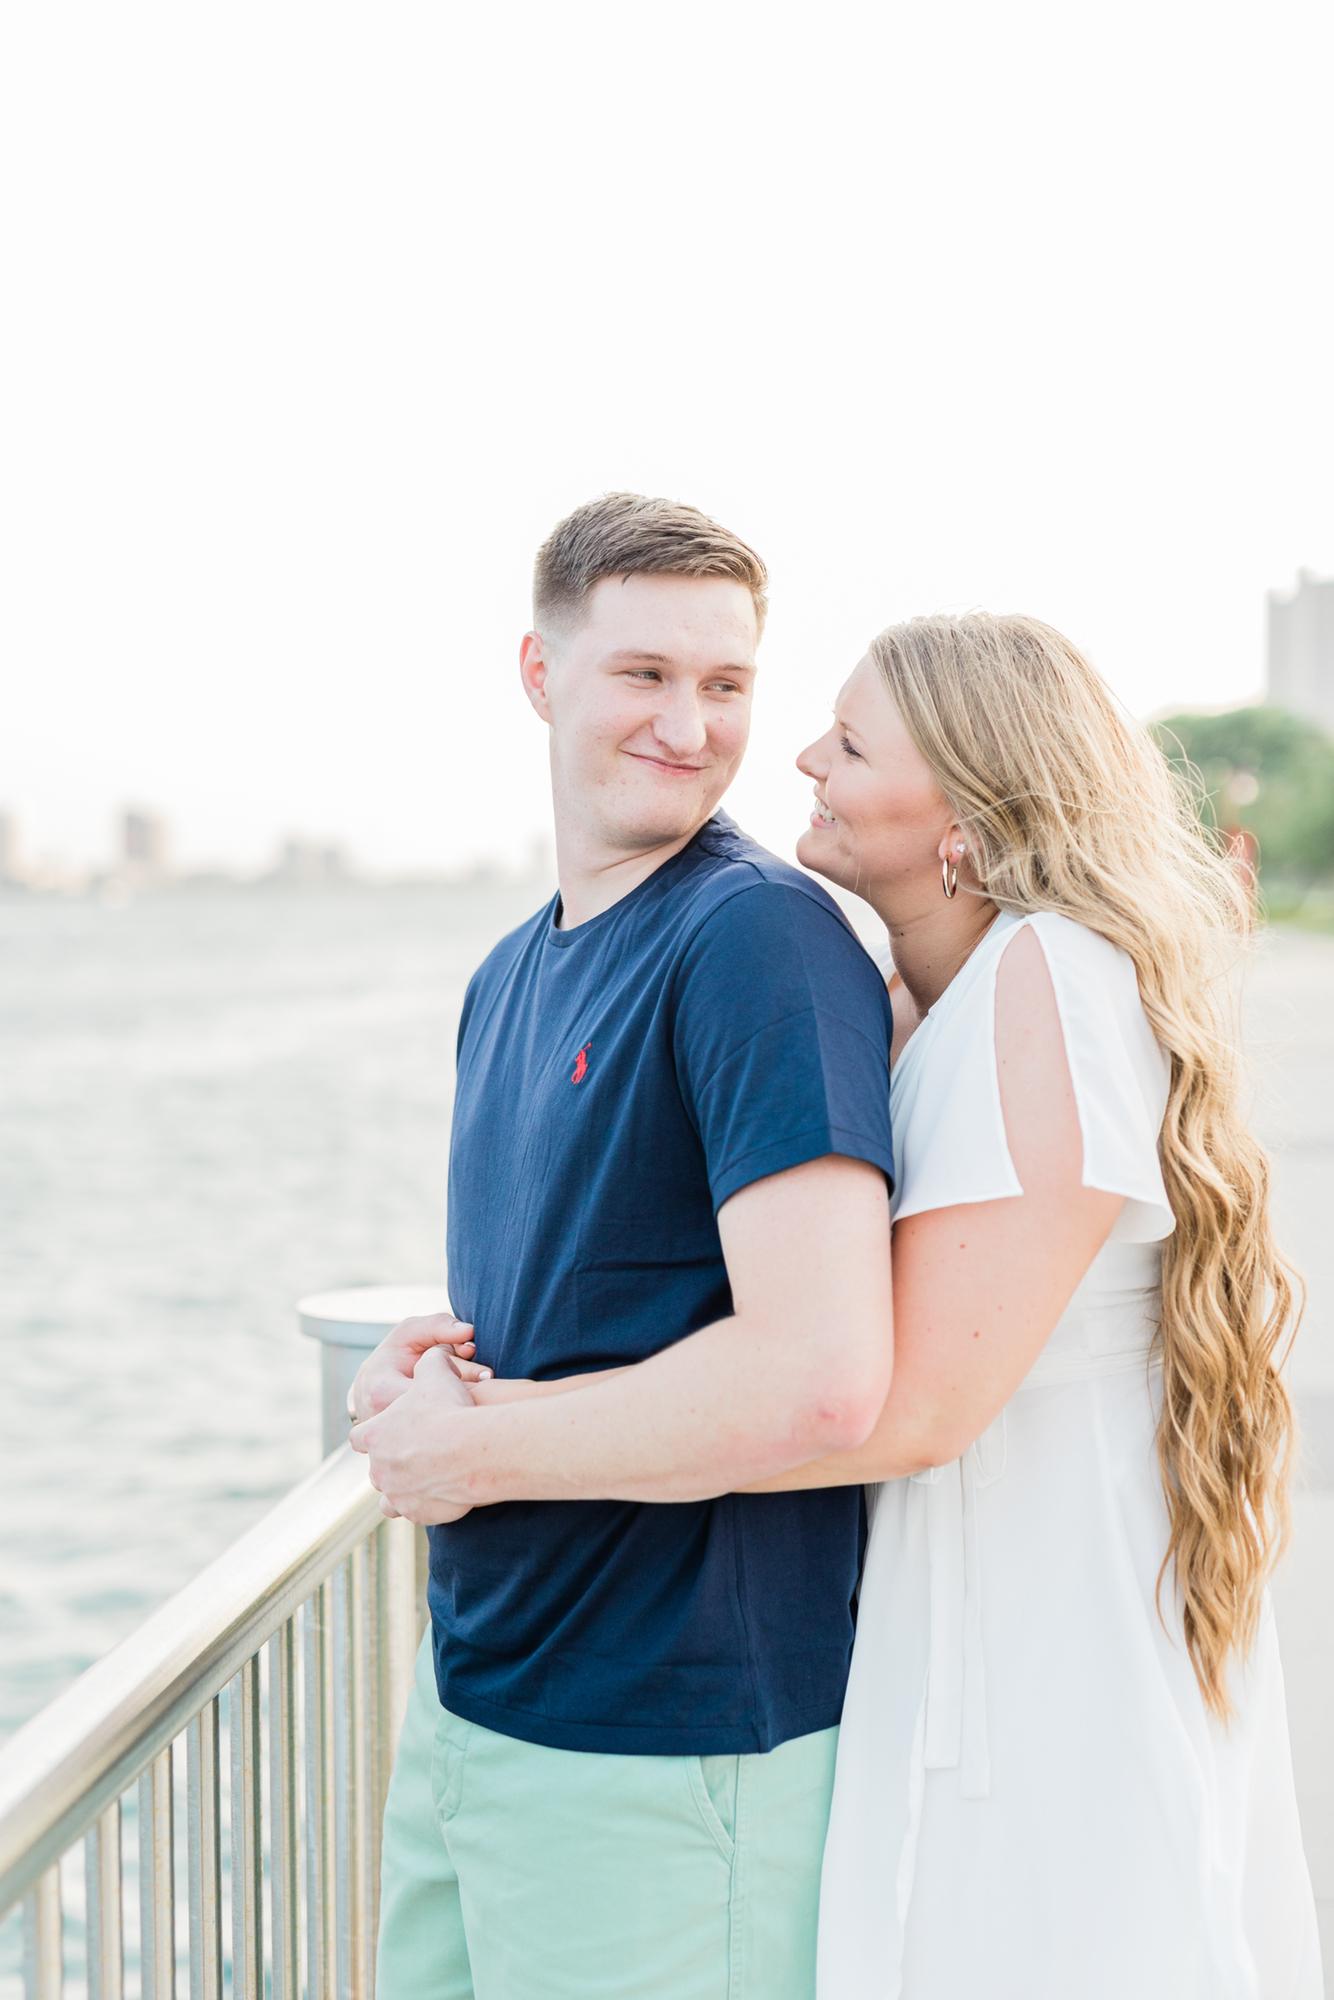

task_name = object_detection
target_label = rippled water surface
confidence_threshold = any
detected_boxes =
[0,879,546,1745]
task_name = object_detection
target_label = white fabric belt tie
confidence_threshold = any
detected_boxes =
[911,1418,1006,1799]
[908,1341,1161,1802]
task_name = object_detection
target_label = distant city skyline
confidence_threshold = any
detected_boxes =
[0,799,557,895]
[11,565,1327,883]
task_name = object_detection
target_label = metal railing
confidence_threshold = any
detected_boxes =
[0,1445,427,1999]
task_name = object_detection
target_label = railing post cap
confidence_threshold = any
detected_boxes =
[298,1284,450,1350]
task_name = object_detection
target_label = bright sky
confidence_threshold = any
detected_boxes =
[4,1,1332,875]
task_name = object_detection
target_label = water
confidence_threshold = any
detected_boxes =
[0,878,548,1745]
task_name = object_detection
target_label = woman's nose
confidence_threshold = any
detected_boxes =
[796,737,824,780]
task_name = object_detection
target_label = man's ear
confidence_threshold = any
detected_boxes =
[519,631,553,722]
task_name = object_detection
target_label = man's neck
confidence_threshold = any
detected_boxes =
[553,821,710,929]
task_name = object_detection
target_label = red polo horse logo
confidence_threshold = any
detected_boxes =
[571,1043,592,1085]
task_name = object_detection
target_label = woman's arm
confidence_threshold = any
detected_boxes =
[465,1366,630,1406]
[743,925,1125,1488]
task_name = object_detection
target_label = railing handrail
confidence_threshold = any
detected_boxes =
[0,1445,379,1916]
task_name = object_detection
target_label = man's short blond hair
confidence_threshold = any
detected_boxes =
[533,492,768,638]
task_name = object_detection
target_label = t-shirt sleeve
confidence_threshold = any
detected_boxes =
[1029,916,1174,1242]
[894,913,1174,1243]
[456,968,481,1061]
[671,882,895,1213]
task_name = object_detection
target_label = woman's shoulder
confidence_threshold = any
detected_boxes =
[915,908,1138,1045]
[998,907,1133,976]
[984,909,1148,1033]
[893,906,1174,1240]
[992,910,1163,1076]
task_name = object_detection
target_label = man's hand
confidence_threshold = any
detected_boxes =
[346,1311,489,1424]
[348,1346,479,1524]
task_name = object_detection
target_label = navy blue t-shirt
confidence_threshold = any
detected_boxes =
[429,813,895,1756]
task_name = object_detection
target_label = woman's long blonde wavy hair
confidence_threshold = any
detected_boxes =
[870,612,1299,1717]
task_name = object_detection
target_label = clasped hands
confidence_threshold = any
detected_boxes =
[347,1311,492,1525]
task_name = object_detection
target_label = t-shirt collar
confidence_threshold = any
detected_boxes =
[546,812,735,948]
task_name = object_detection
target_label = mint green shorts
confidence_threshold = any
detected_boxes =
[375,1630,839,1999]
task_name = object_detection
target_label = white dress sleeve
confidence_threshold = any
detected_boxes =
[890,911,1174,1243]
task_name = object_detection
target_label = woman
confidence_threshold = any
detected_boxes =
[768,613,1323,1997]
[450,611,1321,1996]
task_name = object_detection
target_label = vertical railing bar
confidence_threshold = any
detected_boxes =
[349,1539,373,2000]
[384,1517,421,1779]
[137,1769,151,2000]
[21,1865,63,1999]
[85,1799,123,2000]
[366,1528,389,1964]
[331,1558,353,2000]
[228,1661,263,2000]
[321,1577,338,1991]
[302,1587,331,2000]
[413,1524,430,1644]
[156,1746,177,2000]
[137,1748,174,1999]
[187,1700,222,2000]
[267,1618,300,2000]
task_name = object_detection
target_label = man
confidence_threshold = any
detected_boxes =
[350,493,895,1998]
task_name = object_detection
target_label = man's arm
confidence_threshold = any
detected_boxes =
[349,1153,893,1518]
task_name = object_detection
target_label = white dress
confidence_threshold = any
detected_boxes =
[817,910,1323,2000]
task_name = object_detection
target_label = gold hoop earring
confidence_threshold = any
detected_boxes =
[942,856,958,900]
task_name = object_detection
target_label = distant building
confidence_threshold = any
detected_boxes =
[0,809,20,884]
[273,837,350,886]
[1267,570,1334,736]
[121,807,170,880]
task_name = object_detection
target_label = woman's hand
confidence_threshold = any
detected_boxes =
[465,1374,546,1405]
[464,1366,632,1405]
[346,1311,490,1423]
[349,1346,480,1523]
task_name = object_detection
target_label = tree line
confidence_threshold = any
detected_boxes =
[1153,706,1334,888]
